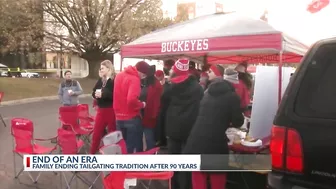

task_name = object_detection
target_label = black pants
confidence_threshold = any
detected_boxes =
[167,138,192,189]
[155,110,167,146]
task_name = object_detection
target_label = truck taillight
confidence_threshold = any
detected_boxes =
[270,125,304,173]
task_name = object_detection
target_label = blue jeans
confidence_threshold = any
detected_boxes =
[143,127,155,150]
[116,117,143,153]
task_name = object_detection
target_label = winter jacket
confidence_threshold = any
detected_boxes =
[58,79,83,105]
[142,78,163,128]
[165,76,203,142]
[183,80,244,155]
[232,80,250,110]
[113,66,144,120]
[92,78,114,108]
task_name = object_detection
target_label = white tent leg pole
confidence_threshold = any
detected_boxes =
[278,51,283,104]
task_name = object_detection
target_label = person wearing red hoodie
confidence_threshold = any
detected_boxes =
[140,65,163,150]
[113,61,149,153]
[223,68,250,111]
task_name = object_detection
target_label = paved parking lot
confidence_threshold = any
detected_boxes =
[0,98,168,189]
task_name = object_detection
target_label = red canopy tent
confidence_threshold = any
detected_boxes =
[120,12,309,102]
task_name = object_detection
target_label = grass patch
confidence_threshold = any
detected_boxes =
[0,77,96,101]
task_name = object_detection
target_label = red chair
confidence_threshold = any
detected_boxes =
[99,145,126,189]
[57,128,100,188]
[77,104,94,130]
[57,127,85,154]
[59,106,93,146]
[11,118,57,183]
[101,132,173,189]
[102,131,160,155]
[59,106,78,129]
[0,92,6,127]
[78,104,95,122]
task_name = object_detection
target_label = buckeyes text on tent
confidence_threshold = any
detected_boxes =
[161,39,209,53]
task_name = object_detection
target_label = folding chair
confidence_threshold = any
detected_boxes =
[59,106,93,146]
[101,132,173,189]
[59,106,78,128]
[100,144,173,189]
[57,127,100,189]
[11,118,57,183]
[102,131,160,155]
[77,104,95,123]
[99,145,126,189]
[0,92,6,127]
[77,104,94,134]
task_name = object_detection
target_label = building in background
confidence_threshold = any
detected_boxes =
[43,13,89,78]
[177,0,224,19]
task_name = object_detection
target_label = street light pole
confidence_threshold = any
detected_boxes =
[60,35,63,78]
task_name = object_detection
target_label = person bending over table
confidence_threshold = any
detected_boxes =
[183,78,244,189]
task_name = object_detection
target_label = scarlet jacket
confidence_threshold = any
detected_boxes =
[232,80,250,110]
[113,66,144,120]
[142,79,163,128]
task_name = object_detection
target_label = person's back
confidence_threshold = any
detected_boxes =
[183,80,244,189]
[113,63,148,153]
[113,66,144,120]
[184,80,244,154]
[164,58,203,189]
[232,80,250,109]
[165,75,203,142]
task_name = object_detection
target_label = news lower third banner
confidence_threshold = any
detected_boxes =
[23,154,271,172]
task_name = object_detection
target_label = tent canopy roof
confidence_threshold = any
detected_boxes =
[128,13,283,45]
[122,12,309,64]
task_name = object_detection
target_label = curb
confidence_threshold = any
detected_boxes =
[1,94,92,106]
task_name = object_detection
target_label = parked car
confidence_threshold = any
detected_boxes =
[268,37,336,189]
[0,70,8,77]
[0,63,8,77]
[20,70,40,78]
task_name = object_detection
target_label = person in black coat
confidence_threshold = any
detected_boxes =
[154,70,170,147]
[165,59,203,189]
[183,79,244,189]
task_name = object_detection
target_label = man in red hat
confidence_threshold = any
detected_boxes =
[113,61,150,153]
[165,58,203,189]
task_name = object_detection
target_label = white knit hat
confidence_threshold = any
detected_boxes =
[223,68,239,84]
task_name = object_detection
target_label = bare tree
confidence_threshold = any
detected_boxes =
[0,0,43,54]
[43,0,171,78]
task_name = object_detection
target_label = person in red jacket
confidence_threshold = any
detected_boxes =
[223,68,250,111]
[235,62,253,92]
[155,70,165,85]
[90,60,116,154]
[113,61,149,153]
[140,65,163,150]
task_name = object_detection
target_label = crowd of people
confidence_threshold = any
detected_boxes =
[58,58,253,189]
